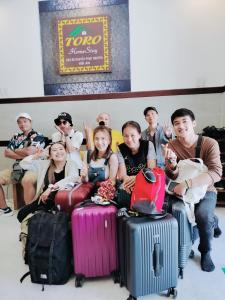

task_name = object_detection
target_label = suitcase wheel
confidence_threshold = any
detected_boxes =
[178,268,183,279]
[119,277,124,288]
[127,295,137,300]
[111,270,120,284]
[166,287,178,299]
[189,249,195,259]
[75,274,84,288]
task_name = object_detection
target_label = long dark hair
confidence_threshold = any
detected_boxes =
[91,125,112,161]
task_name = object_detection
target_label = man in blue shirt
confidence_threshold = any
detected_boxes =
[141,106,173,168]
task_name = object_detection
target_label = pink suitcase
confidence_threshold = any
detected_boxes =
[71,204,118,287]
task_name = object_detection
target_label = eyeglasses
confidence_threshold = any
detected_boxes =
[55,120,68,126]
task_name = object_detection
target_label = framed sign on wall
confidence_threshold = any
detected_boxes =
[39,0,130,95]
[58,15,111,75]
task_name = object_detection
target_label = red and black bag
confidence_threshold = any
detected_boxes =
[130,167,166,212]
[55,182,95,214]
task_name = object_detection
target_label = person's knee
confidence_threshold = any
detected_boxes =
[195,210,213,228]
[0,169,11,186]
[0,178,6,185]
[21,171,37,187]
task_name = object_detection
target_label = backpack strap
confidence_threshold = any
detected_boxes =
[104,151,112,166]
[48,221,58,285]
[195,135,203,158]
[20,271,31,283]
[87,150,112,166]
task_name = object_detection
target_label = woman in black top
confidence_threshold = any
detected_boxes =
[117,121,156,207]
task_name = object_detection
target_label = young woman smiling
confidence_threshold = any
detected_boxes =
[19,142,80,204]
[81,125,118,186]
[117,121,156,208]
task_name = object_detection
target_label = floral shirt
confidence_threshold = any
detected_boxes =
[7,130,45,151]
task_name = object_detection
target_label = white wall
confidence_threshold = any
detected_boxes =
[129,0,225,90]
[0,0,225,98]
[1,93,225,141]
[0,0,44,98]
[1,92,225,160]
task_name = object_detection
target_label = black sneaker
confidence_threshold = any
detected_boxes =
[214,227,222,238]
[201,252,215,272]
[0,207,13,217]
[213,215,222,238]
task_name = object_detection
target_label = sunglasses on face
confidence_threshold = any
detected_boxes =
[55,120,68,126]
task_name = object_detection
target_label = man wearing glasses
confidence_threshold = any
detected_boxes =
[52,112,83,168]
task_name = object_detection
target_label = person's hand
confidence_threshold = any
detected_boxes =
[32,146,50,159]
[54,125,70,140]
[163,122,173,138]
[173,182,187,197]
[42,145,51,158]
[54,125,64,135]
[80,164,88,180]
[32,148,45,159]
[123,176,136,193]
[39,188,51,203]
[83,122,92,135]
[83,122,92,131]
[162,144,177,169]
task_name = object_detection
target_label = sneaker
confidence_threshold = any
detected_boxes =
[200,252,215,272]
[214,227,222,238]
[213,215,222,238]
[0,207,13,217]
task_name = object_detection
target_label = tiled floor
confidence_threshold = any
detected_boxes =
[0,207,225,300]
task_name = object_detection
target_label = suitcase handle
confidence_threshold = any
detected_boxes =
[153,243,161,277]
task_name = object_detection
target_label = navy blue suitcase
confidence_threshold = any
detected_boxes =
[120,214,178,299]
[171,200,196,279]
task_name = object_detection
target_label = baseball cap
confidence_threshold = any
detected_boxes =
[16,113,32,122]
[54,112,73,126]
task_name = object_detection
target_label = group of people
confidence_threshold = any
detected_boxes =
[0,107,222,273]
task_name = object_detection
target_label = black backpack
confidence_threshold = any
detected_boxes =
[20,210,72,289]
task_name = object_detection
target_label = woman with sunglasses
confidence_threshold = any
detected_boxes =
[52,112,83,168]
[117,121,156,208]
[80,126,118,196]
[19,142,80,207]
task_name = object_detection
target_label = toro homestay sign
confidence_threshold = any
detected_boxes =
[57,15,111,75]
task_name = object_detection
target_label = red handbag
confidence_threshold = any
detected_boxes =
[55,182,95,214]
[130,167,166,212]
